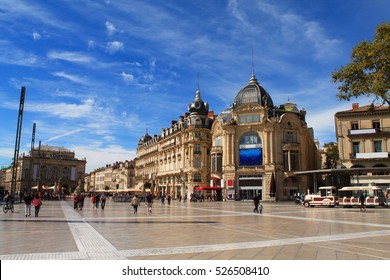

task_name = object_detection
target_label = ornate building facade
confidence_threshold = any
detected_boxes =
[3,144,86,195]
[136,87,215,198]
[210,73,320,201]
[135,73,320,201]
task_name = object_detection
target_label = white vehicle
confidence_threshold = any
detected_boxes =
[302,186,338,207]
[338,186,386,207]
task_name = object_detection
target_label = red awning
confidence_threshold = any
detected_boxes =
[195,186,222,191]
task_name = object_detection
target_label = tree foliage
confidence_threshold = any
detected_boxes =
[332,23,390,106]
[325,144,339,169]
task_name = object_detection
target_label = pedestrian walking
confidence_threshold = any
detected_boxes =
[94,193,100,209]
[258,202,264,214]
[161,194,165,205]
[359,192,366,211]
[91,194,96,208]
[145,192,153,214]
[23,192,33,217]
[32,194,42,217]
[131,195,140,214]
[78,193,85,210]
[100,192,107,210]
[167,195,171,205]
[73,194,79,210]
[253,194,260,213]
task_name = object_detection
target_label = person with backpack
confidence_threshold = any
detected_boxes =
[131,195,140,214]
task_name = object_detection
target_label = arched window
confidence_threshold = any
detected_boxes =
[40,165,47,179]
[63,167,70,180]
[51,166,59,180]
[239,132,262,166]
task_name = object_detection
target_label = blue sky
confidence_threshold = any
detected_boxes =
[0,0,388,172]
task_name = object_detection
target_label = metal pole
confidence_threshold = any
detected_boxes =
[11,87,26,196]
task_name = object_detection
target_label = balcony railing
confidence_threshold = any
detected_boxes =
[349,152,390,159]
[348,127,390,136]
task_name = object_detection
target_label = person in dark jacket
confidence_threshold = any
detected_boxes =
[24,192,34,217]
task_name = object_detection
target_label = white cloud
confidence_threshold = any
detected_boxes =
[46,128,85,143]
[47,51,94,63]
[106,41,124,54]
[252,1,342,61]
[121,72,134,83]
[88,40,95,49]
[27,98,97,119]
[32,32,41,41]
[227,0,253,30]
[71,144,136,172]
[0,40,39,66]
[105,21,117,36]
[52,72,90,85]
[0,1,76,31]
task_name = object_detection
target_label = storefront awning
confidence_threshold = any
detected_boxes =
[195,186,222,191]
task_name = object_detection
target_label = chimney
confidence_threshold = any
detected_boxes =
[352,103,359,110]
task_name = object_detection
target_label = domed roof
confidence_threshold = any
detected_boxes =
[188,87,209,116]
[232,73,274,109]
[279,101,300,112]
[138,132,152,145]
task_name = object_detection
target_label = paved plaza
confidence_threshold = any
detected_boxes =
[1,198,390,260]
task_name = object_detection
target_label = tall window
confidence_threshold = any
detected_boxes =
[63,167,70,180]
[211,154,222,172]
[40,165,47,179]
[194,144,201,154]
[372,120,381,131]
[374,141,382,152]
[283,151,300,171]
[352,142,360,157]
[51,166,59,180]
[290,152,300,170]
[351,122,359,130]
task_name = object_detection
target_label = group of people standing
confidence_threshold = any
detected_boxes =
[73,192,107,210]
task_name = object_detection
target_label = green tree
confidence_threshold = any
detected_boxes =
[325,144,339,169]
[332,23,390,106]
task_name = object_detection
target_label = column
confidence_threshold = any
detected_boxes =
[231,133,235,164]
[223,133,227,166]
[270,131,274,164]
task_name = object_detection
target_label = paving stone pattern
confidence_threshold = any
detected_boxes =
[1,199,390,260]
